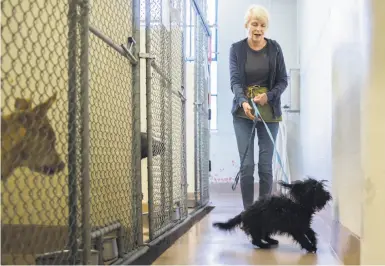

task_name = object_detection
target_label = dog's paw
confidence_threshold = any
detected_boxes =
[252,239,272,249]
[265,237,279,245]
[306,247,317,254]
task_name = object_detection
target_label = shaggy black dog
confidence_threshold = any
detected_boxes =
[212,178,332,253]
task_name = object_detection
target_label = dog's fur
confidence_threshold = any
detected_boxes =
[212,178,332,253]
[1,93,165,180]
[1,93,65,180]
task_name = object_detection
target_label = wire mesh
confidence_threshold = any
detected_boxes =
[144,0,190,239]
[2,0,203,261]
[148,66,174,239]
[200,33,210,206]
[170,0,188,220]
[194,0,210,207]
[1,0,83,264]
[88,0,141,259]
[2,0,141,264]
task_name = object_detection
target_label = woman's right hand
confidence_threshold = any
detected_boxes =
[242,101,255,120]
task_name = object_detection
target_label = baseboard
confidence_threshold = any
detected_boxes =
[315,203,360,265]
[330,220,360,265]
[117,204,214,265]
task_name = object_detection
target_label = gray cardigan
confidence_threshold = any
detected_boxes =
[229,37,288,119]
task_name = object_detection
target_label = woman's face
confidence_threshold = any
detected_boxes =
[246,18,267,43]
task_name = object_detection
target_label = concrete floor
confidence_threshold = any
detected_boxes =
[153,189,342,265]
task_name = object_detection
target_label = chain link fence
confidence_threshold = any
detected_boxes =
[1,0,142,264]
[1,0,209,263]
[1,0,85,264]
[170,0,189,220]
[193,0,211,207]
[87,0,142,263]
[141,0,188,241]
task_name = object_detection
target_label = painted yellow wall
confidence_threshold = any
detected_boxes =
[360,0,385,263]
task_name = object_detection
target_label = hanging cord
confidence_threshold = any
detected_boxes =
[232,99,289,191]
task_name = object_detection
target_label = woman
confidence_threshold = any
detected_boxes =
[229,4,288,210]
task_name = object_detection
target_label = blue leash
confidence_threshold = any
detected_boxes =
[232,99,289,191]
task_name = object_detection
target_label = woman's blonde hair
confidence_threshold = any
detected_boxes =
[244,4,270,28]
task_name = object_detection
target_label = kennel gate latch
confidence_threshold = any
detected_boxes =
[121,36,139,64]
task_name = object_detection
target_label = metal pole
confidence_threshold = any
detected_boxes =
[132,0,143,247]
[90,222,122,239]
[159,26,166,227]
[67,0,78,263]
[168,7,174,221]
[204,33,210,205]
[89,25,138,64]
[194,13,200,207]
[145,0,155,241]
[79,0,91,264]
[181,0,188,218]
[191,0,211,37]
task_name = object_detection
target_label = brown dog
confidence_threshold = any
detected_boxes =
[1,93,65,180]
[1,92,166,180]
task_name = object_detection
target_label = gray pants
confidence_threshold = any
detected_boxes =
[233,115,279,210]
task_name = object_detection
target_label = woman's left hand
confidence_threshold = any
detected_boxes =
[253,93,268,106]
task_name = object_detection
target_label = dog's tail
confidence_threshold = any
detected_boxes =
[212,213,242,231]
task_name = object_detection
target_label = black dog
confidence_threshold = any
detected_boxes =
[141,132,165,159]
[212,178,332,253]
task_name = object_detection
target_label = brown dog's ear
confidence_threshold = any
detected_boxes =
[15,98,32,111]
[32,92,57,117]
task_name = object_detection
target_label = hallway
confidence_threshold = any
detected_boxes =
[154,191,342,265]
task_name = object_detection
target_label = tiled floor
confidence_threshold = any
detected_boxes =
[153,191,342,265]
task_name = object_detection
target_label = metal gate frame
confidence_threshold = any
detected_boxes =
[144,0,189,242]
[1,0,207,263]
[67,0,144,263]
[191,0,211,208]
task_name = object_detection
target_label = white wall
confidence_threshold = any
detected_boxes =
[298,0,365,236]
[297,0,333,183]
[330,0,368,237]
[210,0,299,184]
[210,0,385,261]
[299,1,385,255]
